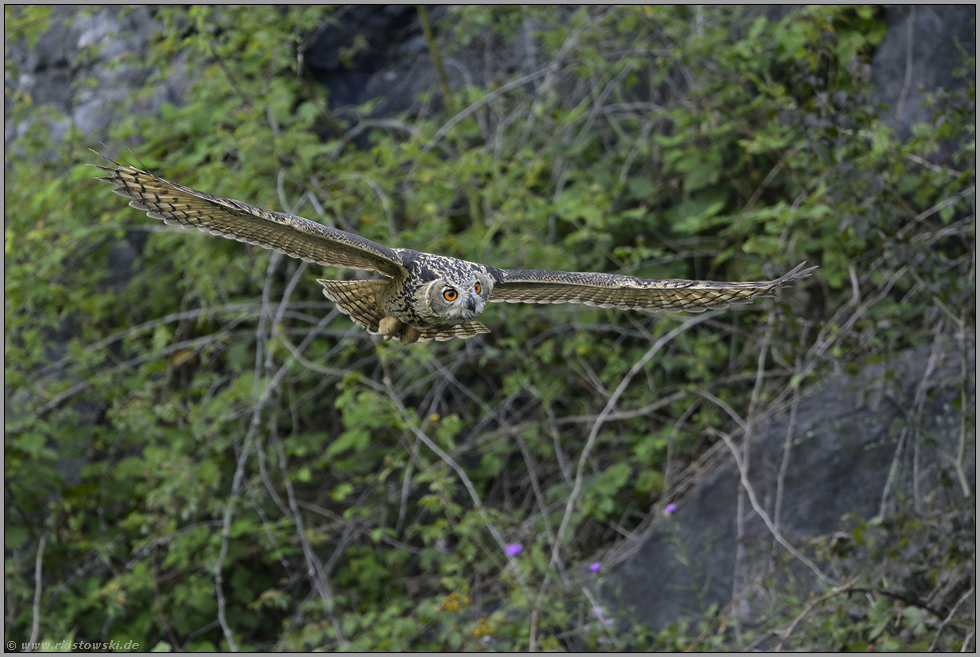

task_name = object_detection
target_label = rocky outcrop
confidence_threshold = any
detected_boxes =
[606,340,975,632]
[5,6,186,146]
[872,5,976,140]
[8,6,973,147]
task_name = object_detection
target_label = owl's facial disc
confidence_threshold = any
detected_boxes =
[428,274,490,322]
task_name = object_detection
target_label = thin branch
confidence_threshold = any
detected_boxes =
[731,310,775,647]
[773,369,802,531]
[152,547,185,652]
[26,530,50,652]
[336,173,396,238]
[549,311,722,569]
[805,265,908,366]
[713,428,833,586]
[34,302,263,378]
[271,426,348,645]
[328,118,418,159]
[13,329,248,430]
[962,629,976,652]
[896,186,975,240]
[418,5,454,111]
[422,66,552,153]
[894,6,915,125]
[463,389,690,454]
[515,433,558,550]
[380,358,526,587]
[214,254,282,652]
[662,400,700,493]
[775,579,859,651]
[213,390,259,650]
[878,329,944,516]
[929,586,975,651]
[396,434,422,535]
[955,311,973,498]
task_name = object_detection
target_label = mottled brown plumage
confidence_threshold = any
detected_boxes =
[93,153,816,343]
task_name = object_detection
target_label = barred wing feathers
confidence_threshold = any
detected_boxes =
[489,262,816,313]
[92,153,407,278]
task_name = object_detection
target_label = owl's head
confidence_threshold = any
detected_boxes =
[423,271,493,322]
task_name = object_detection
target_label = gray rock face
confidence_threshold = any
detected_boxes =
[5,6,187,146]
[303,5,429,116]
[606,341,975,633]
[871,5,976,140]
[301,5,536,122]
[10,6,973,148]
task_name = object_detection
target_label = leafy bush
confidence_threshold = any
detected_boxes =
[5,5,974,651]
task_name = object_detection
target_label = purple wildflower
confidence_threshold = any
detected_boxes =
[665,503,677,515]
[590,562,602,572]
[505,542,523,556]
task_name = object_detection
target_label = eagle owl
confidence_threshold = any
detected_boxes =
[94,154,816,344]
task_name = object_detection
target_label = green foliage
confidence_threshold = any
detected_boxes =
[4,5,974,652]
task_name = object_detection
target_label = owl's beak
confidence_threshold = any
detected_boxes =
[467,297,477,312]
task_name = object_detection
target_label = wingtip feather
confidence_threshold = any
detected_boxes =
[774,261,818,284]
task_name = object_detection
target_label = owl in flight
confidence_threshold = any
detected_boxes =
[93,154,816,344]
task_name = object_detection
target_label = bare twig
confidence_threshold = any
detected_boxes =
[515,433,558,549]
[929,586,975,651]
[731,310,775,646]
[528,572,553,653]
[214,245,356,648]
[775,579,859,651]
[17,329,246,426]
[896,186,975,240]
[616,117,657,188]
[894,6,915,125]
[549,311,722,569]
[773,368,802,531]
[214,253,282,652]
[328,118,418,159]
[380,358,526,586]
[271,425,347,641]
[713,428,833,586]
[152,547,185,652]
[805,265,907,366]
[418,5,453,110]
[33,302,266,378]
[662,400,700,493]
[422,66,552,153]
[954,311,973,498]
[878,329,944,517]
[396,434,422,535]
[25,530,50,652]
[336,173,396,238]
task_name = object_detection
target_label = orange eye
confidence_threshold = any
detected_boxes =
[474,282,482,295]
[443,289,458,301]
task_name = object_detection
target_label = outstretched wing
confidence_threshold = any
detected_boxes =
[92,152,407,278]
[489,262,816,312]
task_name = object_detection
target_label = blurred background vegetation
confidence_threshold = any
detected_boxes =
[4,5,974,651]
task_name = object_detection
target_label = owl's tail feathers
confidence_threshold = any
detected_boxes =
[318,279,387,334]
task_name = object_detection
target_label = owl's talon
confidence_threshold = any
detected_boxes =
[378,316,421,344]
[399,326,422,345]
[378,316,404,341]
